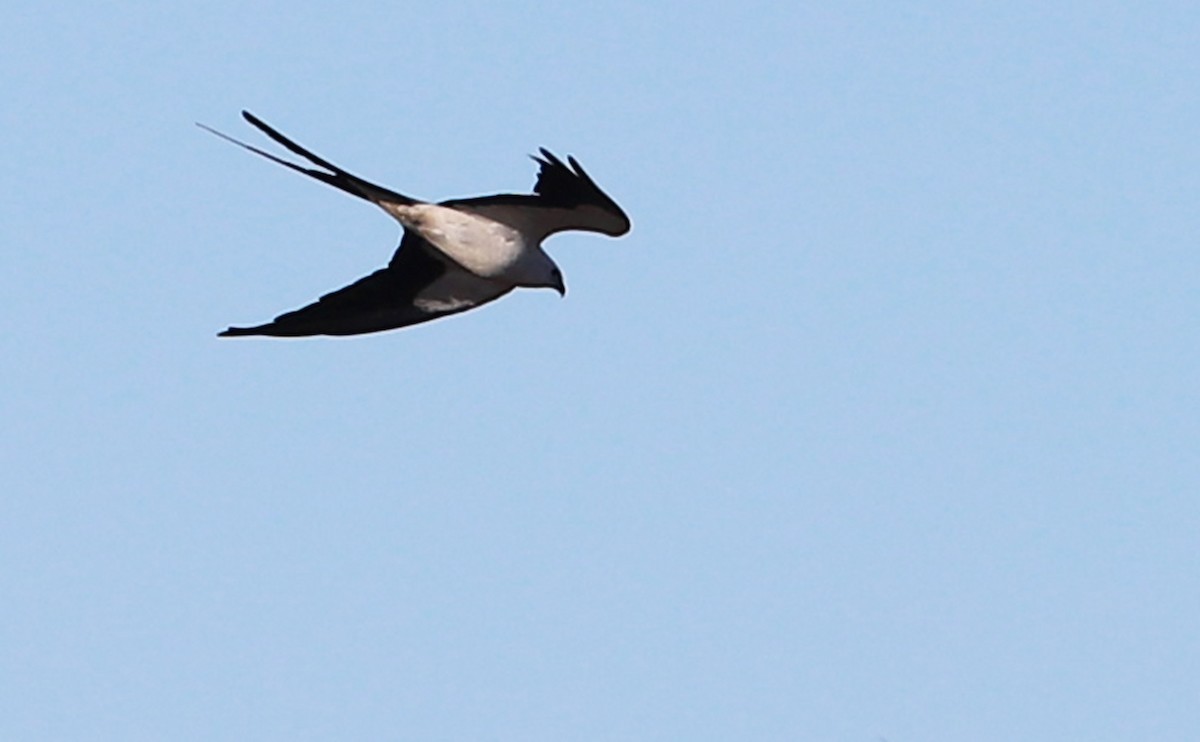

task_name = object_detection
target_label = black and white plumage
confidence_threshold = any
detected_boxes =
[202,111,630,337]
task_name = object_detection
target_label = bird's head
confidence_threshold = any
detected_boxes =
[517,251,566,296]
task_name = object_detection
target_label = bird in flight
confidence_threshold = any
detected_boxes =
[201,111,631,337]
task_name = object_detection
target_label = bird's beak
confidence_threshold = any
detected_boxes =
[554,275,566,297]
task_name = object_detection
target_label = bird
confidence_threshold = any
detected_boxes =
[200,111,631,337]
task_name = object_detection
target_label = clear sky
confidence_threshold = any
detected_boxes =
[2,2,1197,740]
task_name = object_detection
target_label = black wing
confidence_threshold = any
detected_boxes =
[442,149,631,237]
[531,148,625,219]
[219,233,507,337]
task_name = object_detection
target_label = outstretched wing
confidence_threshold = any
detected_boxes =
[198,111,416,207]
[219,232,511,337]
[527,148,630,235]
[441,149,631,239]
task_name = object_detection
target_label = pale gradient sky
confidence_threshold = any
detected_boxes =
[2,2,1198,740]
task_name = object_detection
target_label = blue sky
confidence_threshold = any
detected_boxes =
[2,2,1197,739]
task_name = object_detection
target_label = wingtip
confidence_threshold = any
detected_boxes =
[567,155,591,179]
[541,148,567,168]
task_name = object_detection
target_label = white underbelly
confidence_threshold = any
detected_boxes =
[385,204,526,279]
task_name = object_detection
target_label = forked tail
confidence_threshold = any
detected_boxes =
[197,111,416,206]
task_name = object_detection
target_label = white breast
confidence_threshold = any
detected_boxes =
[384,203,529,279]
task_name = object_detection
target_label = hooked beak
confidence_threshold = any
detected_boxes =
[554,275,567,297]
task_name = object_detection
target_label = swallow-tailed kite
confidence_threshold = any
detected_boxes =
[201,111,630,337]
